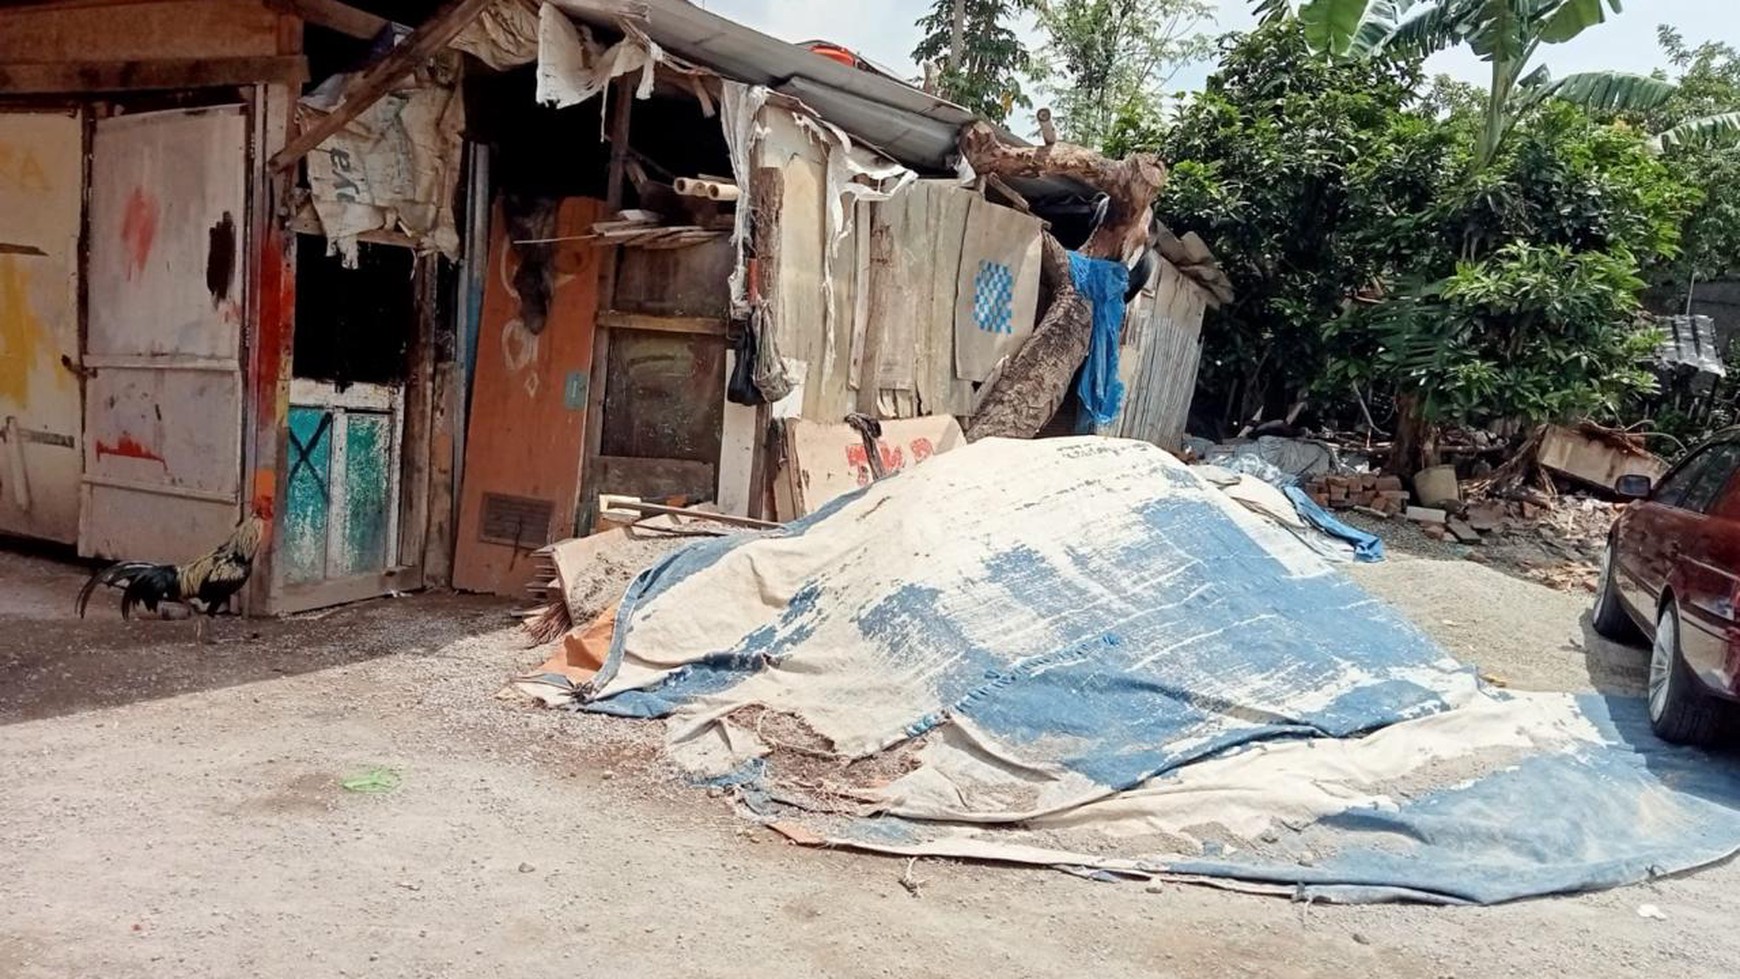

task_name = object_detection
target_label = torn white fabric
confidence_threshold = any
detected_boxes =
[302,62,464,266]
[721,80,770,321]
[535,2,658,121]
[450,0,540,69]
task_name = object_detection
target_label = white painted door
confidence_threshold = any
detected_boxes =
[81,106,248,561]
[0,109,85,544]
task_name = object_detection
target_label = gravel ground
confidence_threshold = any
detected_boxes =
[2,542,1734,978]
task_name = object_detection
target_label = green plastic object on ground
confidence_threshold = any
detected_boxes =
[340,768,402,793]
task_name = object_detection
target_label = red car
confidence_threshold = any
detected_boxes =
[1594,431,1740,744]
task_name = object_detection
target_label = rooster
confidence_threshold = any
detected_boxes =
[75,511,267,643]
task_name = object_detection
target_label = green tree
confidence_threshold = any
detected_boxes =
[1151,24,1696,455]
[1641,27,1740,307]
[1037,0,1215,149]
[1141,24,1455,429]
[913,0,1037,123]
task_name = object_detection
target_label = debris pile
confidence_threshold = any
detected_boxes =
[1301,472,1410,516]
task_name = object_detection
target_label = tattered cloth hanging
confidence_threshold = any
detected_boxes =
[300,57,465,267]
[450,0,540,69]
[1068,252,1128,429]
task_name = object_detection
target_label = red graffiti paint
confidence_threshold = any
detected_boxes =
[95,433,166,466]
[120,187,159,280]
[844,442,908,486]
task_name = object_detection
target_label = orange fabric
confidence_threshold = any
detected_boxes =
[561,602,619,674]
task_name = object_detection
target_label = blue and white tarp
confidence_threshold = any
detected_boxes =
[580,437,1740,904]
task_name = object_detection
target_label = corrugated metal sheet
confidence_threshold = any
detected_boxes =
[81,106,248,562]
[1101,258,1208,450]
[1657,314,1726,377]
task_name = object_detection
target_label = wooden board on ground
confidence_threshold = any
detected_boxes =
[452,198,601,596]
[771,415,965,521]
[1537,424,1668,491]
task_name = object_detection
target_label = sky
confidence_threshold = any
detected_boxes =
[694,0,1738,132]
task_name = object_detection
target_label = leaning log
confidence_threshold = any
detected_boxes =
[964,234,1091,441]
[957,121,1166,260]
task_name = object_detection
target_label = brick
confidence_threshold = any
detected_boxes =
[1406,506,1449,525]
[1375,475,1404,492]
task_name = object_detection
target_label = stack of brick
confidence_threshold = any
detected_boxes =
[1303,473,1410,515]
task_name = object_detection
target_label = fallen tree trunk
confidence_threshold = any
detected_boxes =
[957,121,1166,260]
[965,234,1091,441]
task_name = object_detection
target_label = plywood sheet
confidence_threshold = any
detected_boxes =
[453,198,602,596]
[773,414,964,520]
[0,110,83,544]
[82,106,247,562]
[953,195,1043,383]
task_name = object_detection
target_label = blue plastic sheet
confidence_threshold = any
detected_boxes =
[1069,253,1128,429]
[1284,485,1385,562]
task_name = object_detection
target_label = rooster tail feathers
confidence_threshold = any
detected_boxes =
[76,561,175,619]
[76,561,153,617]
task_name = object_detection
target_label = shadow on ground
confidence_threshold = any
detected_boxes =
[0,546,515,725]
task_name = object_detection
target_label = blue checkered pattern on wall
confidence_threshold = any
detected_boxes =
[972,260,1016,334]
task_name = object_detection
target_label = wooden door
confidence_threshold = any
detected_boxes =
[278,380,405,603]
[452,198,601,596]
[80,106,247,561]
[0,109,85,544]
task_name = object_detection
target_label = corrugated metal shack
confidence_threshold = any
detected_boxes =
[0,0,1228,607]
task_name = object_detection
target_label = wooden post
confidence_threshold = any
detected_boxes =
[604,76,635,213]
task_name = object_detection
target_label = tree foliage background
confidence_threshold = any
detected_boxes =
[1131,22,1699,440]
[912,0,1038,124]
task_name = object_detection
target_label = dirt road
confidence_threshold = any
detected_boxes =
[2,545,1732,978]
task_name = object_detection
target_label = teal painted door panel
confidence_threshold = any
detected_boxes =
[338,412,391,576]
[283,406,332,585]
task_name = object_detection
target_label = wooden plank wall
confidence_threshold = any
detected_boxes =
[1107,258,1209,451]
[755,108,856,421]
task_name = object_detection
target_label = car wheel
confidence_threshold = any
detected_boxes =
[1647,601,1729,746]
[1591,541,1641,643]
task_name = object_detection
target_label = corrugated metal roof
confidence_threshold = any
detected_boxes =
[550,0,1076,182]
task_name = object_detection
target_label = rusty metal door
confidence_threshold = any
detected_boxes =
[80,106,248,561]
[0,109,85,544]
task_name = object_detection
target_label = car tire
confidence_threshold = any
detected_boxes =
[1591,540,1641,643]
[1648,600,1729,746]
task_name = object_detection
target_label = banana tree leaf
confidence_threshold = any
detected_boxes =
[1533,71,1676,113]
[1298,0,1370,55]
[1538,0,1621,45]
[1656,111,1740,151]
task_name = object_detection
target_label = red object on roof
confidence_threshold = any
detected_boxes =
[805,42,859,68]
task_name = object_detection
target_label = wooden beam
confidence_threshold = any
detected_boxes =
[0,55,307,94]
[268,0,493,172]
[597,310,727,336]
[263,0,387,40]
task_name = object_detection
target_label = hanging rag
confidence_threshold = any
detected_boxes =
[1283,485,1386,563]
[1067,252,1129,429]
